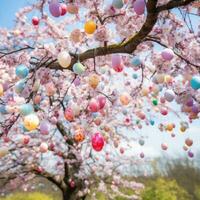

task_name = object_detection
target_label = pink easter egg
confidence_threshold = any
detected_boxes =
[64,107,74,122]
[133,0,145,15]
[40,142,48,153]
[92,133,105,152]
[161,143,168,151]
[22,135,30,145]
[40,121,49,135]
[88,99,100,112]
[161,48,174,61]
[112,55,123,72]
[97,96,106,109]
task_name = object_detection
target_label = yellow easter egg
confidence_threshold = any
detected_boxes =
[89,74,100,89]
[24,114,40,131]
[84,20,96,34]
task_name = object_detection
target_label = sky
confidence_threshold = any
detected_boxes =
[0,0,199,160]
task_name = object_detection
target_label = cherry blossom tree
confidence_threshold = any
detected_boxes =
[0,0,199,199]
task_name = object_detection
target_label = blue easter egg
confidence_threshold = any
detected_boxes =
[19,104,34,116]
[139,139,145,146]
[92,112,98,118]
[190,76,200,90]
[16,65,29,79]
[0,105,8,114]
[112,0,124,9]
[132,74,138,79]
[73,62,86,75]
[15,80,26,94]
[131,56,141,67]
[150,119,155,126]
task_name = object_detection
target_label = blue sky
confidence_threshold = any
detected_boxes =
[0,1,199,159]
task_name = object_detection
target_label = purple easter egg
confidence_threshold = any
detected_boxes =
[161,48,174,61]
[40,121,50,135]
[186,98,193,107]
[188,151,194,158]
[74,77,81,86]
[49,1,61,17]
[112,55,121,67]
[133,0,145,15]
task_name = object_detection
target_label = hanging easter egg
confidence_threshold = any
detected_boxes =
[132,73,138,79]
[97,96,106,109]
[190,76,200,90]
[164,89,175,102]
[131,56,141,67]
[23,113,40,131]
[84,20,96,34]
[185,138,193,147]
[74,128,85,142]
[188,151,194,158]
[112,0,124,9]
[0,105,8,114]
[16,65,29,79]
[112,55,123,72]
[15,80,26,94]
[186,98,193,107]
[161,143,168,151]
[57,51,71,68]
[161,48,174,61]
[91,133,105,152]
[150,119,155,126]
[21,135,30,145]
[32,16,39,26]
[160,107,168,116]
[0,84,4,96]
[120,147,125,154]
[40,121,50,135]
[120,93,131,105]
[88,99,100,112]
[60,3,67,16]
[0,147,9,158]
[140,152,145,158]
[133,0,145,15]
[40,142,48,153]
[139,139,145,146]
[49,1,61,17]
[166,123,174,131]
[70,29,82,43]
[89,74,100,89]
[152,99,158,106]
[34,95,42,104]
[19,104,34,116]
[73,62,86,75]
[67,4,79,14]
[64,107,74,122]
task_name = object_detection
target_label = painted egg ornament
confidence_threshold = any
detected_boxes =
[0,84,4,96]
[97,96,106,109]
[74,128,85,142]
[0,147,9,158]
[64,107,74,122]
[88,99,100,112]
[49,0,61,17]
[164,89,175,102]
[161,143,168,151]
[112,55,123,72]
[19,104,34,116]
[15,80,26,94]
[40,142,48,153]
[70,29,82,43]
[57,51,71,68]
[84,20,96,34]
[186,98,193,107]
[140,152,145,158]
[132,73,138,79]
[190,76,200,90]
[120,93,131,105]
[133,0,145,15]
[16,65,29,79]
[23,113,40,131]
[161,48,174,61]
[150,119,155,126]
[40,121,50,135]
[73,62,86,75]
[21,135,30,145]
[60,3,67,16]
[32,16,39,26]
[152,99,158,106]
[131,56,141,67]
[67,4,79,14]
[89,74,100,89]
[92,133,105,152]
[139,139,145,146]
[160,107,168,116]
[185,138,193,147]
[166,123,174,131]
[188,151,194,158]
[112,0,124,9]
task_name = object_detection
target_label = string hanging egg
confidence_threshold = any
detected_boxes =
[91,133,105,152]
[57,51,71,68]
[84,20,96,34]
[23,113,40,131]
